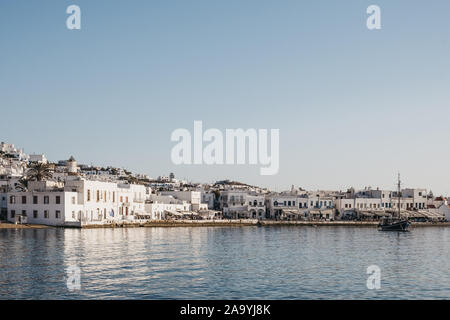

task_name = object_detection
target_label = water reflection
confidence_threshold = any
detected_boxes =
[0,227,449,299]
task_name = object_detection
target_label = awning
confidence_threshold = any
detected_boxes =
[359,211,374,217]
[164,210,183,216]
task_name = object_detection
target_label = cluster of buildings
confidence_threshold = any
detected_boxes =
[211,186,447,222]
[1,141,449,227]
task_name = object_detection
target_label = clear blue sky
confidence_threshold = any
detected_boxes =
[1,1,450,194]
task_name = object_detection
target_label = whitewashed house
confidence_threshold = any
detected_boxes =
[219,190,248,218]
[265,194,300,220]
[1,190,7,220]
[6,179,148,226]
[7,181,83,226]
[437,204,450,221]
[159,191,207,211]
[29,154,48,164]
[144,195,192,220]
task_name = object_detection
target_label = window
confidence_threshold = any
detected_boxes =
[33,196,38,204]
[120,196,123,203]
[113,192,115,202]
[10,210,15,218]
[55,211,60,219]
[22,196,27,204]
[56,196,61,204]
[33,210,38,218]
[72,211,75,219]
[72,197,76,205]
[10,196,15,204]
[87,190,91,201]
[44,210,49,218]
[96,190,100,202]
[44,196,49,204]
[22,210,27,217]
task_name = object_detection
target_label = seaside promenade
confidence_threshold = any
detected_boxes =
[1,220,449,229]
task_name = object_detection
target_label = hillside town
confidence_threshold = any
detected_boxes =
[1,141,449,227]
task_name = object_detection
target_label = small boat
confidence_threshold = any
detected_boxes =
[378,217,410,232]
[379,174,411,232]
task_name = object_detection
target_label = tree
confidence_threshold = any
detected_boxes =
[15,177,28,192]
[27,163,53,181]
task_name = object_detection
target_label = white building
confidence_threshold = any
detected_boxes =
[265,194,299,219]
[66,156,79,174]
[6,181,83,226]
[437,204,450,221]
[144,194,192,220]
[200,191,216,210]
[6,179,149,226]
[219,191,266,219]
[1,190,7,220]
[0,142,29,161]
[265,192,336,220]
[246,194,266,219]
[160,191,201,205]
[29,154,48,164]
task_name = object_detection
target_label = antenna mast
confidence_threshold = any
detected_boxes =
[397,173,401,219]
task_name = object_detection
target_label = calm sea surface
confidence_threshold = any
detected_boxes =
[0,226,449,299]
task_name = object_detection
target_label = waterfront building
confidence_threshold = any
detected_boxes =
[144,194,193,220]
[0,190,7,220]
[336,187,429,220]
[200,191,216,210]
[437,204,450,221]
[6,178,148,226]
[264,191,337,220]
[265,193,301,220]
[160,191,209,211]
[6,180,83,226]
[401,188,427,209]
[219,190,266,219]
[219,190,247,218]
[246,194,266,219]
[430,196,447,208]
